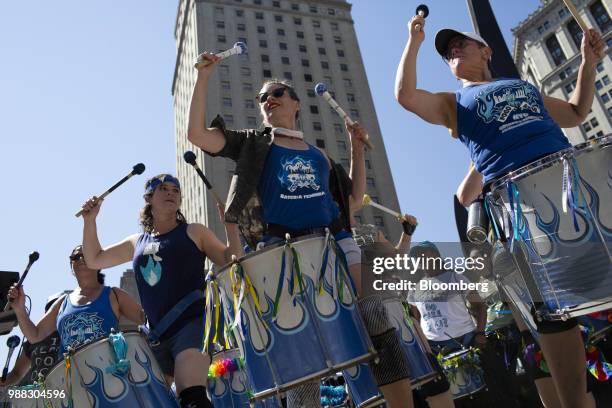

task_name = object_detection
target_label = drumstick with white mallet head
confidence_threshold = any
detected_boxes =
[314,83,374,150]
[414,4,429,31]
[74,163,146,217]
[194,42,248,69]
[183,151,223,205]
[362,194,417,235]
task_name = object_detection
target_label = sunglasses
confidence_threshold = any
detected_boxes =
[70,253,84,262]
[257,87,289,104]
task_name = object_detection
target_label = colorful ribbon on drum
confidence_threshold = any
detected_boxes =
[105,332,131,375]
[204,276,224,351]
[208,356,245,379]
[506,181,523,250]
[317,231,354,303]
[562,156,590,232]
[229,261,266,330]
[273,240,306,320]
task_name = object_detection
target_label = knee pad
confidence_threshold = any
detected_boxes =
[179,385,212,408]
[358,295,391,336]
[286,382,321,408]
[369,329,411,387]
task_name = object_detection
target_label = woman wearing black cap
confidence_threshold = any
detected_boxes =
[394,13,604,408]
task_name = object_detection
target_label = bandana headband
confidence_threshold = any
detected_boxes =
[145,175,181,195]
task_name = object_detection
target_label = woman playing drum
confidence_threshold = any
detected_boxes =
[80,174,243,408]
[394,12,604,408]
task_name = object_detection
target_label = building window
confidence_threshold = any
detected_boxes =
[215,7,224,15]
[340,63,348,71]
[217,35,226,43]
[347,93,355,102]
[279,42,287,50]
[310,105,319,114]
[583,121,592,132]
[253,0,261,4]
[313,20,321,28]
[318,47,326,55]
[328,8,336,16]
[321,61,329,69]
[313,122,322,131]
[310,5,318,13]
[537,26,545,35]
[272,0,280,7]
[263,69,272,78]
[259,39,268,48]
[350,109,360,118]
[237,23,246,31]
[223,97,232,107]
[596,62,604,73]
[603,75,610,85]
[333,36,342,44]
[608,107,612,116]
[224,114,234,125]
[261,54,269,63]
[244,99,255,109]
[241,67,251,76]
[304,74,313,82]
[284,72,293,80]
[367,177,376,187]
[316,139,325,148]
[221,81,231,90]
[543,21,550,30]
[255,12,263,20]
[307,89,316,97]
[595,131,604,137]
[291,3,299,11]
[590,0,611,32]
[334,123,343,133]
[545,35,567,66]
[559,7,568,18]
[277,28,285,36]
[299,45,307,53]
[274,15,283,23]
[257,26,265,34]
[602,93,610,103]
[596,80,603,90]
[296,31,304,39]
[331,22,338,30]
[243,83,253,92]
[337,49,345,57]
[365,159,372,169]
[301,59,310,67]
[281,56,290,65]
[294,17,302,25]
[235,9,243,17]
[216,21,225,29]
[374,216,384,227]
[566,19,583,48]
[344,78,352,88]
[315,33,323,41]
[590,118,599,127]
[337,140,347,150]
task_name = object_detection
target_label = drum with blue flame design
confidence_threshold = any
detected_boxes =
[44,331,178,407]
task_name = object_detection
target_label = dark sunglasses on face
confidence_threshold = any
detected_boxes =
[257,87,288,104]
[70,253,84,262]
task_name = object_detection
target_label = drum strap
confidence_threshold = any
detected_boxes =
[148,289,205,343]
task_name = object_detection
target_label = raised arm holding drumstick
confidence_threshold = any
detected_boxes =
[394,5,604,408]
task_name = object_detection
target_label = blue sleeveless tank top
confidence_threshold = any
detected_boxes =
[257,143,340,230]
[132,223,206,339]
[56,286,118,355]
[456,78,571,182]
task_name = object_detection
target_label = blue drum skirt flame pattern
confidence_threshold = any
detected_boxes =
[209,235,374,400]
[487,136,612,319]
[44,331,178,408]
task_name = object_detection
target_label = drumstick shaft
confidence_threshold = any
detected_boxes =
[369,201,401,218]
[321,92,374,149]
[74,173,135,217]
[562,0,589,32]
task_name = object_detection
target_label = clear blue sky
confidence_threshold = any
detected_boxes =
[0,0,541,362]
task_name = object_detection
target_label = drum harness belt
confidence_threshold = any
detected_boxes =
[147,289,205,346]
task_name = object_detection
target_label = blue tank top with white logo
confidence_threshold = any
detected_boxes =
[258,143,340,230]
[132,223,206,339]
[56,286,117,355]
[456,78,571,182]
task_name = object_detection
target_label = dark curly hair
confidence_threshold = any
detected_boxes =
[139,174,187,233]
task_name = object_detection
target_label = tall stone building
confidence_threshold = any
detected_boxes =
[172,0,402,245]
[512,0,612,145]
